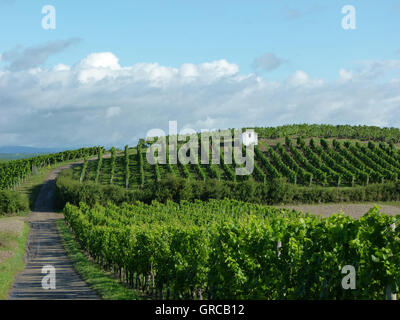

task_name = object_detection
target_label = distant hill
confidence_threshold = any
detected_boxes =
[0,146,67,160]
[0,153,37,160]
[0,146,64,154]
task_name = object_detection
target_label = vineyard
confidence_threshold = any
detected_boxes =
[0,147,99,191]
[253,124,400,143]
[64,199,400,299]
[5,124,400,300]
[72,137,400,189]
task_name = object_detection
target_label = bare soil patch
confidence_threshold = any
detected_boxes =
[277,203,400,219]
[0,217,25,235]
[0,251,13,263]
[0,218,25,263]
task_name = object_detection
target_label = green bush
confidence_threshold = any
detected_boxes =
[55,168,400,209]
[0,190,29,216]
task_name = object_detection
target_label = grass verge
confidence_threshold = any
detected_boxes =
[57,219,140,300]
[15,161,77,211]
[0,223,29,300]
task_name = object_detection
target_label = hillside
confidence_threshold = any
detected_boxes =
[0,146,65,154]
[72,137,400,189]
[4,124,400,301]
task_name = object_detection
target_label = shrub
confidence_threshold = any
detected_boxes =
[55,168,400,209]
[0,190,29,216]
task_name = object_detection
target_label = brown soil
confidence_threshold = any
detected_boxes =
[0,217,26,263]
[0,217,25,235]
[277,203,400,219]
[0,251,13,263]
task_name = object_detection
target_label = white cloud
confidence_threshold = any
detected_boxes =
[286,70,324,87]
[75,52,122,83]
[180,63,199,78]
[339,69,353,82]
[53,64,71,71]
[78,52,120,70]
[0,51,399,148]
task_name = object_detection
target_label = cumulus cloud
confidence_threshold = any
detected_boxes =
[338,60,400,82]
[252,53,286,72]
[1,39,81,71]
[286,70,324,87]
[0,51,399,148]
[339,69,353,82]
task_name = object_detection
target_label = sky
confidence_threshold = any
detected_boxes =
[0,0,399,148]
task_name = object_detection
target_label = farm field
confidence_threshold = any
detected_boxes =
[72,137,400,189]
[56,134,400,211]
[3,124,400,300]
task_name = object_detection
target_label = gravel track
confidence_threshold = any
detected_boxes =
[8,163,100,300]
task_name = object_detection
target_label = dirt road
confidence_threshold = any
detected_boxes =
[8,164,100,300]
[277,203,400,219]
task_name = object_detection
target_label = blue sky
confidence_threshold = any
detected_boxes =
[2,1,399,79]
[0,1,399,148]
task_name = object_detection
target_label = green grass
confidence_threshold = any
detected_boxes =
[57,220,141,300]
[14,168,53,211]
[14,159,82,211]
[0,223,29,300]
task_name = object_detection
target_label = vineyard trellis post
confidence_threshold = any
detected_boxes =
[276,241,282,258]
[386,222,397,300]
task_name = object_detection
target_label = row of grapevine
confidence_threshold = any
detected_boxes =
[297,137,341,185]
[309,138,355,186]
[124,145,130,189]
[360,143,400,180]
[321,139,369,185]
[80,156,89,183]
[276,143,312,185]
[254,146,280,179]
[153,161,161,183]
[285,137,327,185]
[194,160,207,182]
[64,200,400,300]
[265,145,297,184]
[179,162,192,180]
[202,137,222,181]
[254,123,400,143]
[333,140,379,183]
[165,138,175,175]
[110,147,116,184]
[241,146,266,183]
[373,142,400,169]
[219,149,236,182]
[346,142,393,182]
[72,138,400,189]
[94,147,104,184]
[0,147,99,190]
[137,144,145,186]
